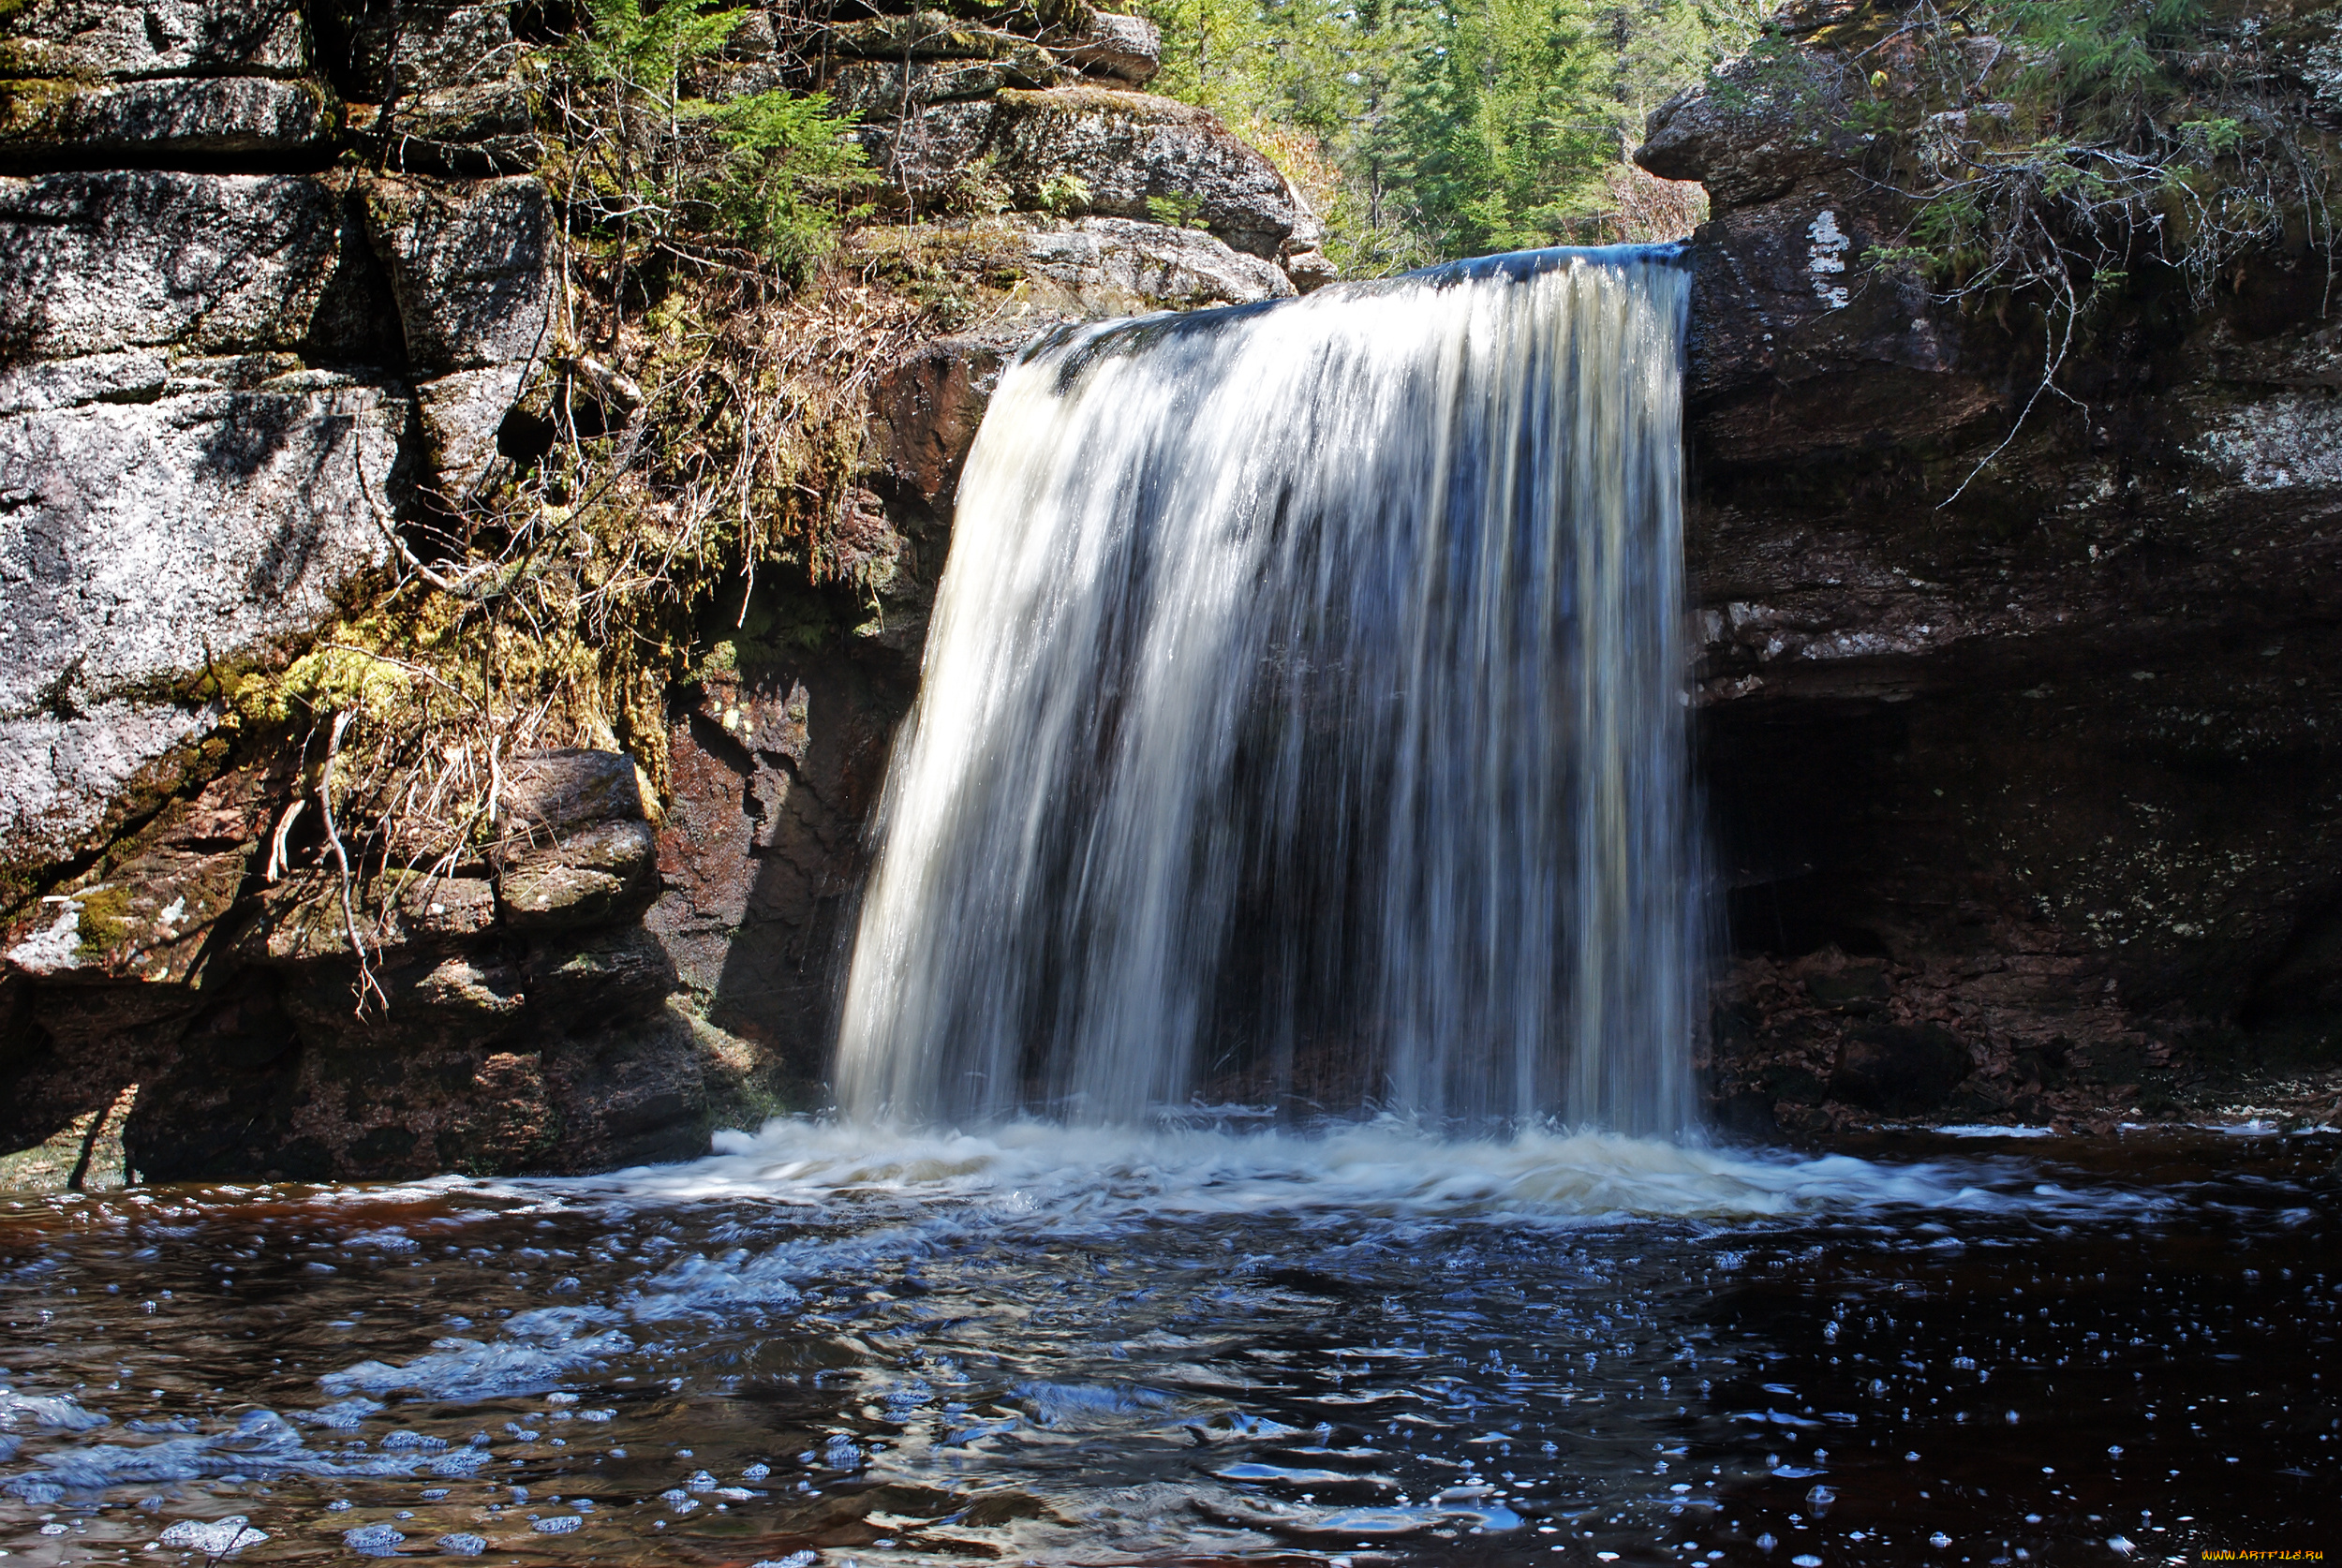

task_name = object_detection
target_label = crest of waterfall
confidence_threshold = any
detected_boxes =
[836,247,1700,1134]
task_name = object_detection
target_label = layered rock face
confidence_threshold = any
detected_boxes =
[1639,0,2342,1131]
[0,0,1330,1183]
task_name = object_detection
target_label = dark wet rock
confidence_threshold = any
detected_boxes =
[1829,1024,1970,1114]
[1652,3,2342,1129]
[869,335,1009,508]
[497,749,650,838]
[645,658,911,1091]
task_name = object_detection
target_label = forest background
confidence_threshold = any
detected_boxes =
[1127,0,1769,272]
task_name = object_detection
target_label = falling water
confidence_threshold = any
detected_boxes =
[837,247,1698,1132]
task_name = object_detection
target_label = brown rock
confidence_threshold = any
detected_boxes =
[496,819,661,932]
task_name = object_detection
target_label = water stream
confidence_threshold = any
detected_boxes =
[838,249,1697,1131]
[0,1125,2335,1563]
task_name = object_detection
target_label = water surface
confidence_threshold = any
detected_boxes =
[3,1122,2335,1563]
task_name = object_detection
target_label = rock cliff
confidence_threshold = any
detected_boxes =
[1640,0,2342,1132]
[0,0,1328,1185]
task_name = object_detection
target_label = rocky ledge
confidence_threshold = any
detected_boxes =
[1643,0,2342,1134]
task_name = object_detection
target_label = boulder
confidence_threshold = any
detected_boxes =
[0,386,403,722]
[1005,214,1296,312]
[826,10,1058,63]
[0,77,336,161]
[497,748,650,838]
[859,85,1316,260]
[314,0,519,99]
[823,56,1053,120]
[414,362,531,498]
[360,174,553,373]
[0,706,214,877]
[1635,49,1869,212]
[0,172,350,360]
[0,349,167,416]
[1050,8,1159,83]
[376,81,541,175]
[0,0,310,79]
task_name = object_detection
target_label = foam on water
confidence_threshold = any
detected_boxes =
[596,1115,2140,1228]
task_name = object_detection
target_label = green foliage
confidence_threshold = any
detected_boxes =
[1133,0,1756,270]
[693,89,870,279]
[1146,190,1206,227]
[568,0,744,97]
[1034,170,1091,215]
[555,0,867,278]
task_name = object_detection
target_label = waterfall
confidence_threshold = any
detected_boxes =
[836,247,1699,1134]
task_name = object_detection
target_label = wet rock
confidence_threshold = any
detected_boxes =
[1829,1025,1971,1114]
[497,749,650,838]
[523,925,679,1026]
[496,820,661,932]
[360,174,552,374]
[645,656,907,1087]
[869,336,1008,507]
[0,172,351,360]
[0,78,336,161]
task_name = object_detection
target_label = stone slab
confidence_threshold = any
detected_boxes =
[2,0,309,80]
[0,385,404,715]
[0,171,349,360]
[0,77,334,159]
[360,173,551,373]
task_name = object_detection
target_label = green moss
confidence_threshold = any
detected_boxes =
[0,75,86,138]
[71,884,138,962]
